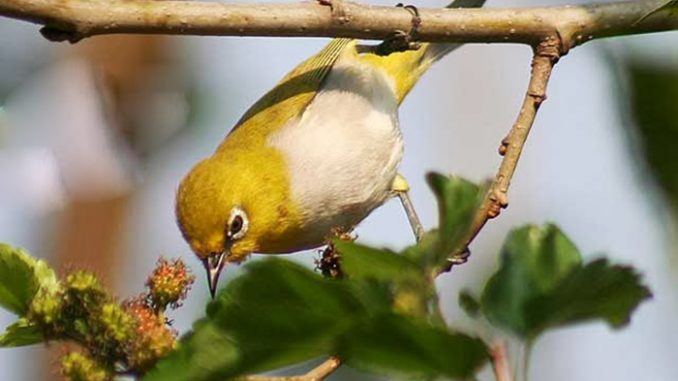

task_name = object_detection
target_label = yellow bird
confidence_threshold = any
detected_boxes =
[176,1,483,296]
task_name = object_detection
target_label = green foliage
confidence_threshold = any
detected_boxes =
[0,244,57,316]
[622,61,678,212]
[145,259,489,381]
[0,173,653,381]
[0,318,43,347]
[524,258,651,331]
[480,224,581,337]
[337,173,485,318]
[0,248,193,380]
[336,313,487,379]
[405,173,485,270]
[335,241,421,284]
[462,224,651,340]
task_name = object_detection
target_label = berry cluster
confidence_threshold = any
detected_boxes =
[27,258,194,380]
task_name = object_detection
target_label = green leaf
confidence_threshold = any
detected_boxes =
[405,174,484,270]
[146,258,490,381]
[335,241,422,284]
[337,313,489,379]
[145,259,372,381]
[621,62,678,213]
[335,241,445,318]
[480,224,581,337]
[477,224,651,340]
[525,259,652,333]
[0,318,43,347]
[0,244,57,316]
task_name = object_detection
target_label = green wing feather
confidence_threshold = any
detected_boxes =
[218,38,352,151]
[218,0,485,151]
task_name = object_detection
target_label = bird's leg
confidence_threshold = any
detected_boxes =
[392,174,425,241]
[376,3,422,55]
[317,0,349,23]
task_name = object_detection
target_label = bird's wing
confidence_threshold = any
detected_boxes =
[222,38,353,146]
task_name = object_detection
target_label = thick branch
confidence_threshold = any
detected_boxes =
[0,0,676,47]
[239,357,341,381]
[440,33,559,274]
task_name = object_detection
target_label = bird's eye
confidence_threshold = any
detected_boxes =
[226,207,248,240]
[230,215,243,235]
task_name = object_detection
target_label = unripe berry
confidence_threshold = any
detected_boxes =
[100,303,134,344]
[61,351,112,381]
[146,258,194,310]
[29,288,62,326]
[124,301,177,371]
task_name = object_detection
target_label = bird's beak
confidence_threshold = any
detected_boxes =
[202,252,226,299]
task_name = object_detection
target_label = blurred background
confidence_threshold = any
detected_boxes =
[1,0,677,380]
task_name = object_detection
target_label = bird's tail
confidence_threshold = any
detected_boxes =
[359,0,485,104]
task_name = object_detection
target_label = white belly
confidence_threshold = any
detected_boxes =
[269,54,403,244]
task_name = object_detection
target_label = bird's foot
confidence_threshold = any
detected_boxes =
[392,175,425,242]
[439,247,471,273]
[448,246,471,266]
[376,3,422,55]
[318,0,350,23]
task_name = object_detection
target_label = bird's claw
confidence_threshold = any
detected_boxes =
[376,3,422,55]
[448,247,471,266]
[318,0,349,23]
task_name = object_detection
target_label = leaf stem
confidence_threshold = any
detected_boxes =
[491,341,513,381]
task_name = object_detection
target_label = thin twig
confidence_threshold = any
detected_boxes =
[239,357,341,381]
[439,35,560,274]
[0,0,676,46]
[491,341,513,381]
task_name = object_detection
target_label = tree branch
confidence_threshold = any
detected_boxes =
[0,0,676,46]
[239,357,341,381]
[440,32,560,274]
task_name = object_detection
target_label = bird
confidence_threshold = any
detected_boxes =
[176,0,484,297]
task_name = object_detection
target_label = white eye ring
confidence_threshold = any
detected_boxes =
[227,206,249,240]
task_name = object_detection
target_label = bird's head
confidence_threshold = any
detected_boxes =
[175,150,296,297]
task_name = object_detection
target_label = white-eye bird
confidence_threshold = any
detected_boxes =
[176,0,483,296]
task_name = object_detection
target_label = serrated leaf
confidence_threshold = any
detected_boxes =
[334,241,440,318]
[337,313,489,379]
[335,240,422,284]
[480,224,581,337]
[525,259,651,334]
[478,225,651,340]
[0,244,56,316]
[427,173,483,252]
[146,257,490,381]
[0,318,43,347]
[404,174,484,270]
